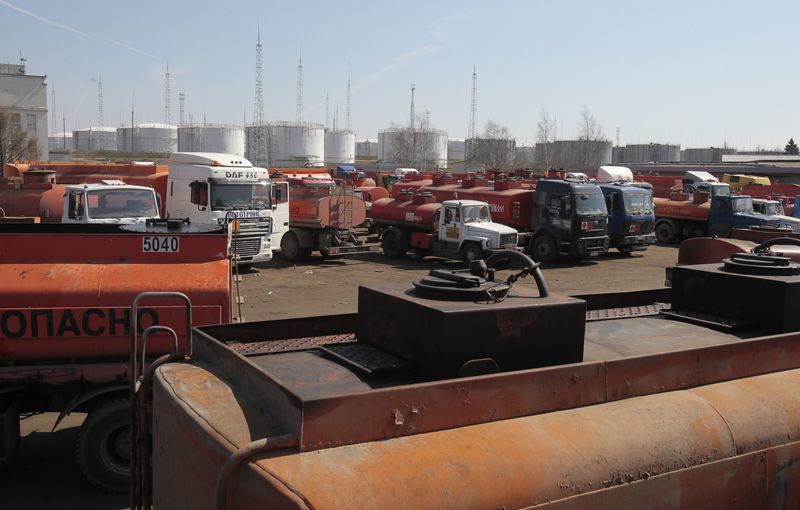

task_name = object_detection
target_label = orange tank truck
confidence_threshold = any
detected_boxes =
[270,168,379,261]
[0,220,231,492]
[0,170,64,220]
[141,254,800,509]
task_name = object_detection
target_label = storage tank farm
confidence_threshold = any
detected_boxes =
[72,127,117,151]
[117,123,178,153]
[378,128,448,169]
[324,129,356,165]
[534,140,612,170]
[177,125,245,157]
[616,143,681,163]
[48,132,74,151]
[246,121,326,167]
[447,138,466,161]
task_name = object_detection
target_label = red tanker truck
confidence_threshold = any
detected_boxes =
[370,192,518,261]
[137,250,800,509]
[0,220,232,492]
[270,168,380,261]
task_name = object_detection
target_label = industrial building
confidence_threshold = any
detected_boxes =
[73,127,117,151]
[356,139,379,159]
[613,143,680,164]
[680,147,737,163]
[447,138,466,162]
[535,140,612,170]
[0,63,48,160]
[378,128,448,170]
[325,129,356,165]
[177,125,245,157]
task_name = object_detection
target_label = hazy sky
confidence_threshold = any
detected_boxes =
[2,0,798,150]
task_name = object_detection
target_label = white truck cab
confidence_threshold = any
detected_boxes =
[166,152,273,264]
[438,199,518,259]
[64,181,160,224]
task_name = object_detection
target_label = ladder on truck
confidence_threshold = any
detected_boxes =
[332,184,354,231]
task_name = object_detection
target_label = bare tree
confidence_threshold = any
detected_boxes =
[470,119,515,171]
[0,108,40,171]
[385,115,441,171]
[536,109,556,169]
[577,106,606,169]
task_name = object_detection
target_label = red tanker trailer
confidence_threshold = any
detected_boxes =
[0,221,231,492]
[270,168,379,261]
[138,251,800,509]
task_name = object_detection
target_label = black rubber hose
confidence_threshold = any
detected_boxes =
[752,237,800,253]
[485,250,549,298]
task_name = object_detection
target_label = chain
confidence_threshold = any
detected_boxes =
[481,265,537,304]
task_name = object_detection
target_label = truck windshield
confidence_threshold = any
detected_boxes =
[87,189,159,219]
[574,193,607,216]
[623,193,654,215]
[462,204,492,223]
[731,197,754,213]
[210,182,271,210]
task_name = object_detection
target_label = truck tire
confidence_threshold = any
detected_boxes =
[531,235,557,263]
[280,232,309,261]
[381,229,408,259]
[76,399,129,493]
[655,221,676,244]
[460,242,484,263]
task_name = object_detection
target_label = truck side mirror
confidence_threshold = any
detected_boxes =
[190,181,208,207]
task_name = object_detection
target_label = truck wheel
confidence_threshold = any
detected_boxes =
[655,222,676,244]
[381,230,407,259]
[531,235,557,263]
[280,232,307,261]
[460,242,483,263]
[76,399,130,493]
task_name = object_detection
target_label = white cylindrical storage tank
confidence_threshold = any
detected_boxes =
[515,145,536,164]
[267,121,325,168]
[534,140,612,170]
[73,127,117,151]
[356,138,378,158]
[325,129,356,165]
[378,128,448,170]
[178,125,245,156]
[617,143,680,164]
[48,132,74,151]
[447,138,466,161]
[117,123,177,153]
[244,124,269,166]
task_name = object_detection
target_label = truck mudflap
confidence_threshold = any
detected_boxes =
[321,244,381,256]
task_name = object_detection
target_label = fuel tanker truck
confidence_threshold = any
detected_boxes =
[370,191,518,261]
[5,153,276,264]
[0,220,232,493]
[134,250,800,509]
[654,182,800,243]
[0,170,160,224]
[269,168,380,261]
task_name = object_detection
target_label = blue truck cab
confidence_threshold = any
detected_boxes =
[529,179,609,262]
[706,184,800,236]
[598,183,656,254]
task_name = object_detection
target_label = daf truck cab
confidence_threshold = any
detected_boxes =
[529,180,609,262]
[166,152,273,264]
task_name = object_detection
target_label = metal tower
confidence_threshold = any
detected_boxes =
[346,75,351,131]
[252,26,267,166]
[296,54,303,124]
[51,85,56,135]
[178,93,186,126]
[97,75,104,127]
[409,83,415,129]
[325,90,330,130]
[468,63,477,159]
[164,63,171,125]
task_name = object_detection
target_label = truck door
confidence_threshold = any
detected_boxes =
[271,182,290,248]
[440,205,461,242]
[708,197,733,236]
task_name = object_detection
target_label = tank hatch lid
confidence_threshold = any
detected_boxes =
[168,152,253,168]
[121,219,224,234]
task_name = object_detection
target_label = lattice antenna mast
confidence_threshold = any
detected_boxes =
[325,90,329,130]
[178,93,186,126]
[164,63,171,125]
[468,62,477,158]
[409,83,415,129]
[51,85,56,134]
[253,25,267,166]
[295,53,303,124]
[97,74,104,127]
[345,74,351,131]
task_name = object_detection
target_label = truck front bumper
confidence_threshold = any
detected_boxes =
[613,233,656,251]
[570,236,609,258]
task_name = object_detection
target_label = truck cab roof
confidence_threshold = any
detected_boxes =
[536,179,603,194]
[168,152,253,167]
[598,183,652,194]
[441,199,488,208]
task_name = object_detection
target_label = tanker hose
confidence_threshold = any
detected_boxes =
[215,434,300,510]
[485,250,549,298]
[752,237,800,253]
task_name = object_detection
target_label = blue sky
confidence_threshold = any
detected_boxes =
[1,0,798,149]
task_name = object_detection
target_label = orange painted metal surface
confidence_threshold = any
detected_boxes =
[678,235,800,265]
[271,169,368,229]
[654,195,711,222]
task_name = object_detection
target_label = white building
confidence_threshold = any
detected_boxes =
[0,64,48,160]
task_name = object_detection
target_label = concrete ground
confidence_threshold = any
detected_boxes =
[2,245,677,509]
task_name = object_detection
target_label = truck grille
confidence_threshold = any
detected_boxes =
[232,236,262,259]
[236,217,272,235]
[584,237,607,249]
[500,233,517,247]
